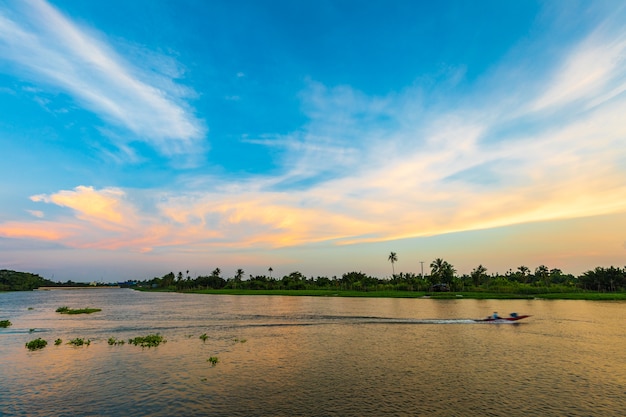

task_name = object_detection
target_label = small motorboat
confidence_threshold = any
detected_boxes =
[475,312,531,323]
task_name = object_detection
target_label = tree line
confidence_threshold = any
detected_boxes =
[142,257,626,294]
[3,258,625,293]
[0,270,55,291]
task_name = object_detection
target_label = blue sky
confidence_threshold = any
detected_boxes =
[1,0,626,282]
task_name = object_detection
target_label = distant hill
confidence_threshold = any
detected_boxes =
[0,269,55,291]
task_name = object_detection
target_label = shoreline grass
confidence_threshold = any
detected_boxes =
[142,288,626,300]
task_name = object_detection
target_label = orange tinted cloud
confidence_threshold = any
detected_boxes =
[0,221,77,241]
[31,186,136,230]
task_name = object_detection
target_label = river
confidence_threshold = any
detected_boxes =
[1,289,625,416]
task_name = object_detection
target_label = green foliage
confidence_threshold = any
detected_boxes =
[0,319,11,328]
[56,307,102,314]
[54,339,62,345]
[207,356,219,366]
[25,338,47,350]
[108,337,125,345]
[199,333,208,342]
[68,338,91,346]
[132,258,626,296]
[128,334,166,347]
[0,269,55,291]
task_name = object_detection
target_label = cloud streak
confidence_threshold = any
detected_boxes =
[0,0,206,157]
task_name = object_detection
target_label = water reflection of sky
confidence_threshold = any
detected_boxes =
[1,289,626,416]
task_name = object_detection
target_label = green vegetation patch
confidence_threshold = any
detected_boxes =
[207,356,219,366]
[199,333,208,342]
[128,333,166,348]
[0,319,11,328]
[25,338,47,350]
[54,339,62,345]
[533,292,626,300]
[68,338,91,346]
[56,306,102,314]
[108,337,125,345]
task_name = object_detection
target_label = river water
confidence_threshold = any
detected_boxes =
[1,289,625,416]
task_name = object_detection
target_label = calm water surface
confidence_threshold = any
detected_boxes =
[1,289,625,416]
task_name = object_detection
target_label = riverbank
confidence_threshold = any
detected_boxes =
[136,288,626,300]
[35,286,120,290]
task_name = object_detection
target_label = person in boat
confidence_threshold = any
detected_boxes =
[492,312,501,320]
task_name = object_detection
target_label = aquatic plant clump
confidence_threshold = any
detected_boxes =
[25,338,47,350]
[207,356,219,366]
[0,319,11,328]
[54,339,62,345]
[56,306,102,314]
[68,338,91,346]
[107,337,125,345]
[199,333,208,341]
[128,334,166,348]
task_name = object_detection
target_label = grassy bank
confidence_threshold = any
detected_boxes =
[142,288,626,300]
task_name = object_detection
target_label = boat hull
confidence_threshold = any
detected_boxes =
[475,315,530,323]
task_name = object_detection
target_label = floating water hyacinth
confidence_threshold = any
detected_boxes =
[56,306,102,314]
[128,334,165,348]
[25,338,47,350]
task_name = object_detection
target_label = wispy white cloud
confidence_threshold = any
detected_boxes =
[27,210,44,218]
[531,26,626,113]
[0,0,206,157]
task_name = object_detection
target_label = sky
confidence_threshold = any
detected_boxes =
[1,0,626,282]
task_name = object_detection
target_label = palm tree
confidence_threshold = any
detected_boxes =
[430,258,456,287]
[470,264,488,287]
[535,265,550,286]
[388,252,398,277]
[235,269,244,282]
[517,265,530,283]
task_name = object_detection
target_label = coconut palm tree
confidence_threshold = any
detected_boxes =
[470,264,488,287]
[517,265,530,283]
[235,269,244,282]
[388,252,398,277]
[430,258,456,288]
